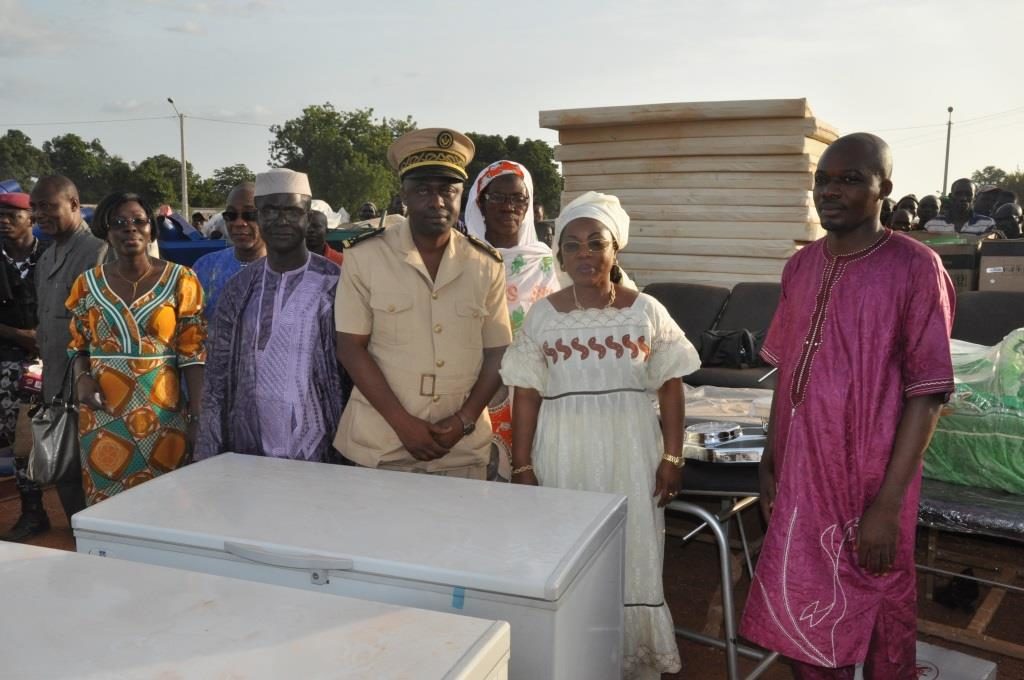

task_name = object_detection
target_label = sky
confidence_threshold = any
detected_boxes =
[2,0,1022,201]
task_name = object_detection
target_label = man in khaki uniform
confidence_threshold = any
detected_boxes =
[335,128,511,478]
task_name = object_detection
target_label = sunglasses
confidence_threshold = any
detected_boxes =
[223,209,259,222]
[108,217,150,230]
[561,239,612,255]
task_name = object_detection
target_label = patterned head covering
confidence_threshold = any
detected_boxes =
[465,160,538,248]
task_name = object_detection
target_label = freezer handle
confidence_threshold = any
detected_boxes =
[224,541,354,571]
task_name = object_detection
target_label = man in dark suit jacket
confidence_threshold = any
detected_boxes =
[31,176,104,521]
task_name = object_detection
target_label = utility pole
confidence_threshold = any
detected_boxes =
[167,98,189,219]
[942,106,954,197]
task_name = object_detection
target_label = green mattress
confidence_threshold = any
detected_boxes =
[923,330,1024,494]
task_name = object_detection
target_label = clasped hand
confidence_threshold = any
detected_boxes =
[395,413,464,461]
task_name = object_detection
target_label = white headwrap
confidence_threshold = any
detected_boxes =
[553,191,636,290]
[255,168,312,197]
[554,191,630,250]
[465,160,539,248]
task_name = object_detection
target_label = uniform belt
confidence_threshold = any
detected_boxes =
[418,373,474,397]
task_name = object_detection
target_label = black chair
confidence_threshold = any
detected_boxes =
[644,282,731,354]
[686,283,781,389]
[951,291,1024,346]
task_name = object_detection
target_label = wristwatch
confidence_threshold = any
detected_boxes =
[455,411,476,436]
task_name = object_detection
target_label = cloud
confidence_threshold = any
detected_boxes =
[165,20,207,35]
[101,99,146,114]
[0,0,71,57]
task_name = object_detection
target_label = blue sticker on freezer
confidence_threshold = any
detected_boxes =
[452,587,465,609]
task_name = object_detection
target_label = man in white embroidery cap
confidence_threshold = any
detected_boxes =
[195,168,343,463]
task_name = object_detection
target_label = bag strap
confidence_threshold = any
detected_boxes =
[51,350,83,408]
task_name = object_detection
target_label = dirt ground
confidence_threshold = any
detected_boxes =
[2,478,1021,679]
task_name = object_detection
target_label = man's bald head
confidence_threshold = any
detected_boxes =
[227,182,255,204]
[32,175,79,202]
[820,133,893,180]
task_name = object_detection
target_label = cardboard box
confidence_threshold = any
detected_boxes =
[854,641,996,680]
[929,242,979,292]
[979,240,1024,292]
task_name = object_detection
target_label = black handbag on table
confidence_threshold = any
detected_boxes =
[27,354,81,485]
[698,329,766,369]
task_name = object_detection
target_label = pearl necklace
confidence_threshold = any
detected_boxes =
[572,284,616,310]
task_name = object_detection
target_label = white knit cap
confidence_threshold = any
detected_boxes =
[255,168,312,197]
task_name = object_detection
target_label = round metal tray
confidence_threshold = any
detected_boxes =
[684,421,743,447]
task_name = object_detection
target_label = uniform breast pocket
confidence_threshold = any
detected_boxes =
[455,301,487,349]
[369,294,414,345]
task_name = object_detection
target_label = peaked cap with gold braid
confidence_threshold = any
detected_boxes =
[387,128,475,181]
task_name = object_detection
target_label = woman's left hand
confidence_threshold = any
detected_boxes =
[653,459,683,507]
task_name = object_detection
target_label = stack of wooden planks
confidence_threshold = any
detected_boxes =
[540,99,839,288]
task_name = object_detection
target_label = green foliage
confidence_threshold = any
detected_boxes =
[970,166,1024,202]
[42,134,125,203]
[131,154,183,207]
[0,130,51,190]
[269,104,415,216]
[971,166,1008,187]
[208,164,256,201]
[465,133,562,216]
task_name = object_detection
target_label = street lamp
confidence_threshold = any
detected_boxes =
[166,97,189,219]
[942,106,954,197]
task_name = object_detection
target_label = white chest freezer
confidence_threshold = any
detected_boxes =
[2,542,509,679]
[74,454,627,680]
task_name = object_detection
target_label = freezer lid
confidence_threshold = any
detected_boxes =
[73,454,627,601]
[1,542,510,679]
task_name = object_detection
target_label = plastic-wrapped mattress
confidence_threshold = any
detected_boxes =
[924,331,1024,495]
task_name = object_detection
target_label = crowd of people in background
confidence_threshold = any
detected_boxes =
[881,179,1022,238]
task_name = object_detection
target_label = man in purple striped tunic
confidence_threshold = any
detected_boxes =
[195,169,342,463]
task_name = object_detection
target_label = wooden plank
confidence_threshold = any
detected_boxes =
[557,117,838,145]
[632,220,824,241]
[539,98,811,129]
[562,155,819,176]
[618,252,787,275]
[627,237,798,259]
[609,204,818,223]
[629,269,781,288]
[555,136,828,162]
[561,188,813,208]
[564,172,812,192]
[917,619,1024,661]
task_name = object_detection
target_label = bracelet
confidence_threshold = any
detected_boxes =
[510,464,534,476]
[662,453,685,468]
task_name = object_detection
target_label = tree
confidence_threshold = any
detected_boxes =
[269,104,415,216]
[971,166,1008,187]
[0,130,51,190]
[207,163,256,202]
[43,134,125,203]
[969,166,1024,202]
[465,133,562,216]
[131,154,182,207]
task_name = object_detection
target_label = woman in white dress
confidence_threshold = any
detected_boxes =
[500,192,700,679]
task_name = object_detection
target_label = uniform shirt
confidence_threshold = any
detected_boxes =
[34,223,104,401]
[334,219,511,470]
[924,213,996,235]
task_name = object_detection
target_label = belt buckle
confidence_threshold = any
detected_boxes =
[420,374,436,397]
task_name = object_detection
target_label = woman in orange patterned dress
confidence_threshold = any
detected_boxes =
[67,193,206,505]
